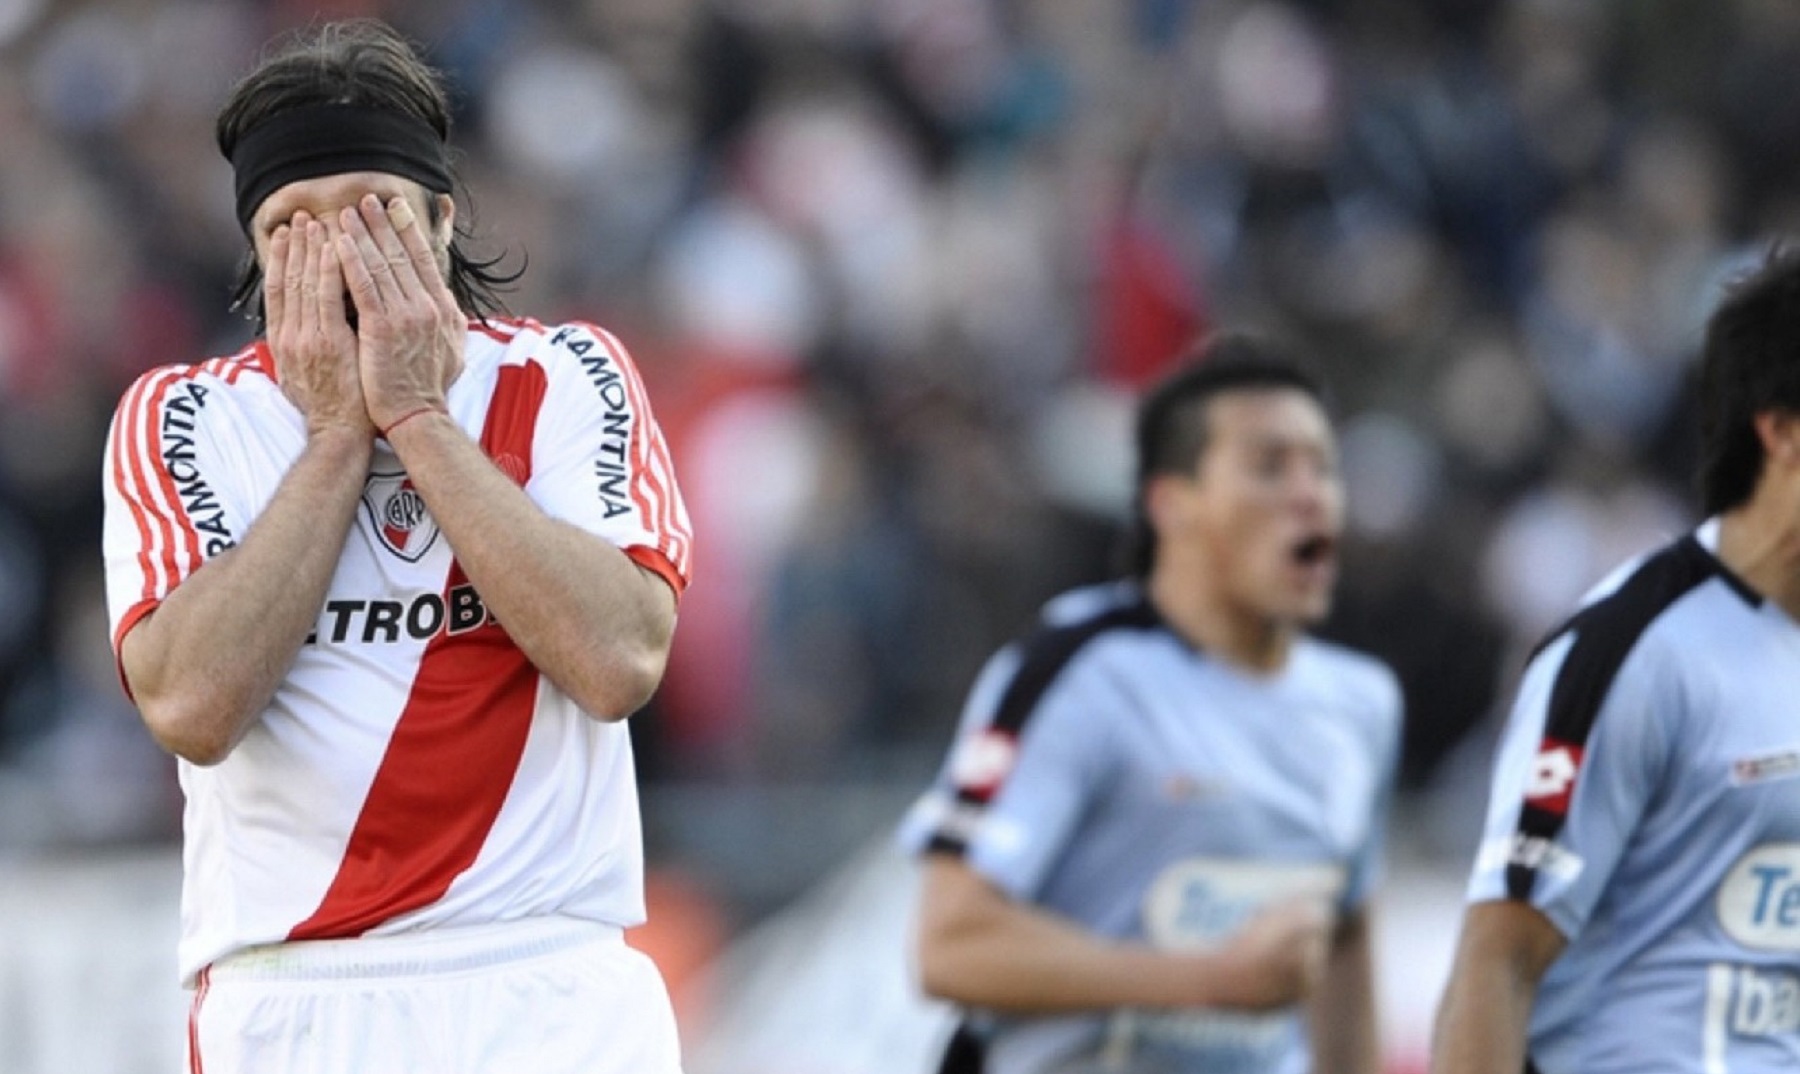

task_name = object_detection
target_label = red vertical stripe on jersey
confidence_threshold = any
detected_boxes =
[187,966,210,1074]
[617,348,671,558]
[287,361,550,940]
[133,376,187,589]
[111,373,167,605]
[117,368,211,594]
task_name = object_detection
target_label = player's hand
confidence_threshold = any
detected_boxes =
[335,193,464,434]
[264,212,374,440]
[1204,896,1332,1011]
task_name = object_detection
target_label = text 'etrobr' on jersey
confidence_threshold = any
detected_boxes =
[898,580,1402,1074]
[101,318,692,986]
[1470,520,1800,1074]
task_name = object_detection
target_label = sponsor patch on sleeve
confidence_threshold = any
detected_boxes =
[1476,833,1585,883]
[950,728,1018,801]
[1524,737,1586,816]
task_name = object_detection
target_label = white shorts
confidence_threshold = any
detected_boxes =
[186,917,683,1074]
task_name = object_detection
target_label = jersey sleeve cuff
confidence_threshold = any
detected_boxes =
[625,545,688,600]
[111,597,160,702]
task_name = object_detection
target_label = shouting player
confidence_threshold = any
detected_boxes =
[900,334,1400,1074]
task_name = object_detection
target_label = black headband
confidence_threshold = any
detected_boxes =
[228,103,453,231]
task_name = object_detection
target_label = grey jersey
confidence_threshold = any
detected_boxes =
[900,581,1402,1074]
[1470,520,1800,1074]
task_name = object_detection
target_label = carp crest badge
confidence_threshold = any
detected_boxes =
[362,470,440,562]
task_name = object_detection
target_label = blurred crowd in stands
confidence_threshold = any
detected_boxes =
[0,0,1781,866]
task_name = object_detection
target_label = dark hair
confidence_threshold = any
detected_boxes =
[1698,247,1800,515]
[1123,332,1328,577]
[216,19,517,325]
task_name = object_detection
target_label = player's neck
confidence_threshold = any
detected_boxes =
[1145,569,1293,673]
[1716,497,1800,621]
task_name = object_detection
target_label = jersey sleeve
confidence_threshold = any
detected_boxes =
[897,646,1114,900]
[1466,630,1676,938]
[102,366,246,681]
[527,322,693,597]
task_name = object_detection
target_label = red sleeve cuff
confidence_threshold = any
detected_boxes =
[110,598,160,702]
[625,545,688,601]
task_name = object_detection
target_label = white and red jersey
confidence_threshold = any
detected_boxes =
[101,317,692,986]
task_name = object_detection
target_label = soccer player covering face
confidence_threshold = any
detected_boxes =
[99,20,692,1074]
[1432,251,1800,1074]
[900,335,1402,1074]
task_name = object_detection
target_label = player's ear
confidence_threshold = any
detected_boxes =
[1144,472,1191,536]
[1753,410,1800,470]
[432,193,455,247]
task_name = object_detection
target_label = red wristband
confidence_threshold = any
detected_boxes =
[380,405,442,438]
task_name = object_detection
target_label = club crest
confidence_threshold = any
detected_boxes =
[362,471,440,562]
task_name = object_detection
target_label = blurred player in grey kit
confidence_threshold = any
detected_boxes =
[899,334,1401,1074]
[1433,249,1800,1073]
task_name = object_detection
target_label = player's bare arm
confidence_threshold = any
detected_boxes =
[1431,900,1566,1074]
[916,854,1330,1015]
[1306,905,1381,1074]
[123,214,374,764]
[338,194,675,720]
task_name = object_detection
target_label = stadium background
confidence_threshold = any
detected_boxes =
[0,0,1780,1069]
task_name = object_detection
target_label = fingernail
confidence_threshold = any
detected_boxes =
[389,199,415,229]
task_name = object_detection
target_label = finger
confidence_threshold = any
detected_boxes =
[390,196,463,325]
[263,224,291,332]
[336,228,383,319]
[317,231,350,336]
[282,212,309,313]
[387,196,445,293]
[341,200,405,307]
[299,220,325,340]
[358,194,422,300]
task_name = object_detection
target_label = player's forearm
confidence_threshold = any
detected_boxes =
[918,859,1283,1015]
[919,898,1207,1014]
[1307,911,1380,1074]
[1432,900,1563,1074]
[1431,945,1541,1073]
[386,411,675,719]
[122,429,371,764]
[1431,974,1531,1074]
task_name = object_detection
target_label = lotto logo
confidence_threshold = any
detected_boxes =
[1524,739,1585,815]
[950,729,1017,799]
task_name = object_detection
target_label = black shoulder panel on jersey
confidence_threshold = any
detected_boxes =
[924,595,1164,857]
[1505,535,1739,899]
[1539,536,1731,746]
[991,598,1165,736]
